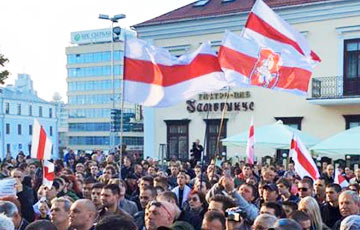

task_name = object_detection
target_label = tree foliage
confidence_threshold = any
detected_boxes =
[0,54,9,84]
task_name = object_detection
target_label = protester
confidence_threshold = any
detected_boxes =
[333,190,360,229]
[298,196,330,230]
[201,210,225,230]
[252,214,277,230]
[50,197,72,230]
[24,220,57,230]
[0,200,29,230]
[68,199,97,230]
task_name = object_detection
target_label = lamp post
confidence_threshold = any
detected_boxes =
[98,14,126,153]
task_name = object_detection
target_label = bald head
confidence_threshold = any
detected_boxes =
[69,199,97,230]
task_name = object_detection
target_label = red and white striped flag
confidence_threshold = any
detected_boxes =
[243,0,321,65]
[124,38,227,107]
[219,30,314,96]
[31,119,52,160]
[43,160,54,189]
[290,134,320,181]
[246,117,255,165]
[334,168,349,188]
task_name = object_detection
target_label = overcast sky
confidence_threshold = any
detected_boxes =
[0,0,195,102]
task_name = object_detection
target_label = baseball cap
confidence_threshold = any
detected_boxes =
[263,183,279,192]
[340,215,360,230]
[269,218,301,230]
[157,221,195,230]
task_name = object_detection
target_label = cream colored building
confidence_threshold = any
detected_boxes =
[134,0,360,165]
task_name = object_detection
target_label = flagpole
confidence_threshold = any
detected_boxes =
[214,86,231,162]
[118,30,126,179]
[200,94,212,188]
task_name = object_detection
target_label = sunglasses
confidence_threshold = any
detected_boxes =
[298,187,309,192]
[148,201,172,217]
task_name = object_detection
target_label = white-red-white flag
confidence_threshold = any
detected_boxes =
[124,38,227,107]
[219,30,314,96]
[31,119,52,160]
[290,134,320,181]
[43,160,54,189]
[243,0,321,65]
[246,117,255,165]
[334,168,349,188]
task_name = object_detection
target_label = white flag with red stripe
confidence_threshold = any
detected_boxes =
[31,119,52,160]
[43,160,54,189]
[219,30,314,96]
[246,117,255,165]
[334,168,349,188]
[290,134,320,181]
[124,38,227,107]
[243,0,321,65]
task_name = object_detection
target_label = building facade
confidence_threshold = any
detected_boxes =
[0,74,58,159]
[134,0,360,166]
[66,28,144,154]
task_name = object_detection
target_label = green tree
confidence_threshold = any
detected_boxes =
[0,54,9,84]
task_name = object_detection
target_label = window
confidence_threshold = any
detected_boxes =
[49,108,53,118]
[29,125,32,135]
[204,119,227,159]
[165,120,190,161]
[39,106,43,117]
[193,0,210,6]
[343,115,360,129]
[6,144,10,154]
[274,117,303,130]
[29,105,32,116]
[344,39,360,95]
[18,124,21,135]
[274,117,303,163]
[50,126,53,136]
[18,144,22,150]
[5,102,9,114]
[17,103,21,115]
[6,123,10,135]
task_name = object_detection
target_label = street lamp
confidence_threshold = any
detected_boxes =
[98,13,126,153]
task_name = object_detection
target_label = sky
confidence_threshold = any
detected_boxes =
[0,0,195,102]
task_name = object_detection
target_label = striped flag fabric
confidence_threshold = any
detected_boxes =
[43,160,54,189]
[334,168,349,188]
[246,117,255,165]
[124,38,227,107]
[243,0,321,65]
[219,31,314,96]
[290,134,320,181]
[31,119,52,160]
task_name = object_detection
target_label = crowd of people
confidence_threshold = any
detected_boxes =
[0,147,360,230]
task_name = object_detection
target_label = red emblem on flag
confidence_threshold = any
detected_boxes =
[250,48,281,89]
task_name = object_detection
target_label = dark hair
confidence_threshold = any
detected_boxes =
[25,220,57,230]
[210,194,236,213]
[326,183,342,193]
[95,215,137,230]
[282,201,298,212]
[299,178,313,188]
[92,182,105,190]
[290,210,310,223]
[261,202,285,218]
[103,184,120,195]
[276,177,291,190]
[104,165,116,175]
[241,183,258,201]
[84,177,97,185]
[141,186,157,198]
[140,176,154,187]
[203,211,225,229]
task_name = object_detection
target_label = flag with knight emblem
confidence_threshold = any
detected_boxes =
[218,30,314,96]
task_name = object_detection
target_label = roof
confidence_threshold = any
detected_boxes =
[0,88,53,104]
[135,0,333,26]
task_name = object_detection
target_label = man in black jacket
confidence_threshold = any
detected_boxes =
[11,168,35,222]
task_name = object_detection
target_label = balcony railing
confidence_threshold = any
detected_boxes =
[311,76,344,99]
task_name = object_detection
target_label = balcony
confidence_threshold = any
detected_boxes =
[307,76,360,105]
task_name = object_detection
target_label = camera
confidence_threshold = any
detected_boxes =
[225,208,247,222]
